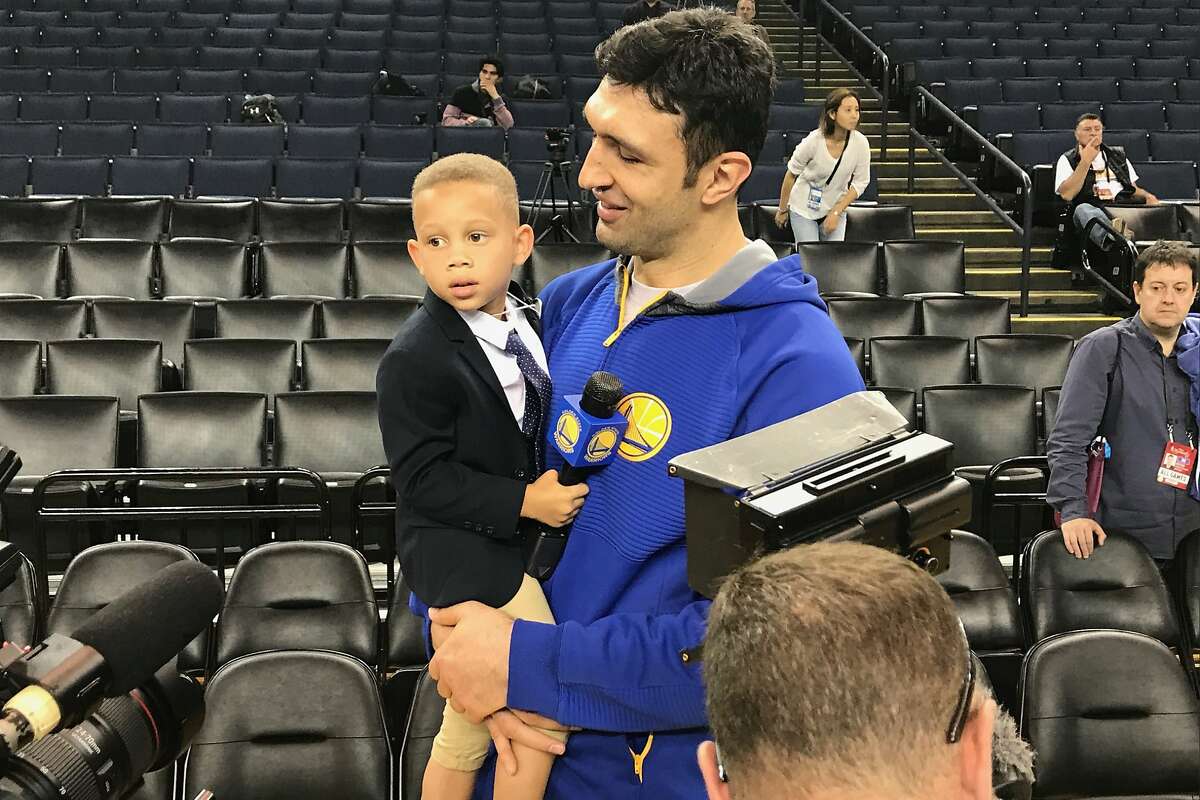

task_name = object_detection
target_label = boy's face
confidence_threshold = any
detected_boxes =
[408,180,533,316]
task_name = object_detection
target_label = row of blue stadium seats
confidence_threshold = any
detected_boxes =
[0,10,619,30]
[0,66,621,96]
[903,54,1200,86]
[0,27,611,52]
[850,0,1200,25]
[0,0,618,15]
[965,103,1199,134]
[0,42,607,69]
[935,76,1200,107]
[868,19,1200,41]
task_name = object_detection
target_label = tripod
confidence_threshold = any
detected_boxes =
[528,157,580,244]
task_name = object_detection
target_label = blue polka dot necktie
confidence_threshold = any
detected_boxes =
[505,328,552,472]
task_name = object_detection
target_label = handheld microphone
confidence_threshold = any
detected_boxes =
[524,371,627,580]
[0,560,223,760]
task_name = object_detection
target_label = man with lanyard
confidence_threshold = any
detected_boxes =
[1047,241,1200,568]
[1052,113,1158,275]
[418,8,864,799]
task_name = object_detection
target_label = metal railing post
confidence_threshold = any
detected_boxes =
[908,91,917,193]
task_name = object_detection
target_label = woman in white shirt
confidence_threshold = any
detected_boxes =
[774,88,872,242]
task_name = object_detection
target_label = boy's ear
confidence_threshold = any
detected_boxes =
[407,238,426,277]
[514,222,535,266]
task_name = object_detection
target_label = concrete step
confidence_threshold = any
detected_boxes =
[880,192,992,211]
[966,267,1074,292]
[966,246,1054,266]
[1011,314,1119,338]
[976,289,1103,313]
[878,176,964,191]
[914,210,1004,227]
[917,227,1019,247]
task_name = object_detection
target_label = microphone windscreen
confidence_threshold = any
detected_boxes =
[582,371,624,411]
[72,560,223,695]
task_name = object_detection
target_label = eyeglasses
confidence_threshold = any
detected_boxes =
[715,622,977,784]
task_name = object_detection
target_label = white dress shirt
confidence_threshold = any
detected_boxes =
[458,295,549,426]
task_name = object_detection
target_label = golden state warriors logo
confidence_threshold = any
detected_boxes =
[584,426,620,463]
[554,409,582,455]
[616,393,672,462]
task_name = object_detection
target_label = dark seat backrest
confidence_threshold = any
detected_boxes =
[46,338,163,412]
[797,241,879,296]
[400,668,446,800]
[159,239,249,301]
[138,391,266,467]
[870,336,970,393]
[258,199,345,243]
[0,553,40,646]
[64,240,156,300]
[1021,529,1180,646]
[185,649,391,800]
[321,298,420,339]
[300,340,388,392]
[350,242,426,298]
[1020,629,1200,797]
[0,395,118,476]
[524,243,612,295]
[975,334,1074,393]
[922,384,1037,468]
[826,297,921,342]
[184,339,296,401]
[273,391,384,473]
[843,205,915,242]
[1178,530,1200,645]
[0,242,61,300]
[91,300,194,370]
[1105,204,1182,241]
[936,530,1023,652]
[921,296,1011,339]
[168,198,257,242]
[259,242,349,299]
[882,239,965,296]
[214,299,318,343]
[215,541,378,667]
[0,340,40,397]
[0,197,78,242]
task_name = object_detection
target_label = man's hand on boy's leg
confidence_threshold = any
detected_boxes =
[429,602,514,723]
[486,710,570,776]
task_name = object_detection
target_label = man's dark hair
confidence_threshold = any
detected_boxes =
[1134,239,1200,285]
[595,7,776,185]
[478,54,504,77]
[1076,112,1101,127]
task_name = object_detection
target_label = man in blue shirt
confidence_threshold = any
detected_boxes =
[425,9,865,797]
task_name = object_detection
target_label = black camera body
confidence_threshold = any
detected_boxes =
[544,127,572,163]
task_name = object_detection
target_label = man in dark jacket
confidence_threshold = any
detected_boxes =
[622,0,672,26]
[1047,241,1200,565]
[441,55,515,130]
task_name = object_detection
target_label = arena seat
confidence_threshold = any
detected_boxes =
[91,300,194,369]
[63,240,156,300]
[974,334,1074,393]
[349,241,425,298]
[826,296,921,346]
[921,296,1012,342]
[258,198,345,243]
[400,668,446,800]
[184,650,391,800]
[300,339,387,392]
[869,336,971,395]
[0,197,78,241]
[184,339,297,402]
[357,159,425,199]
[159,239,249,301]
[259,242,349,299]
[168,198,256,242]
[1020,529,1180,647]
[844,206,915,242]
[45,338,162,413]
[136,123,209,157]
[320,297,419,339]
[0,551,41,648]
[214,298,319,343]
[0,242,62,299]
[192,157,274,198]
[523,242,612,295]
[882,240,965,297]
[1105,203,1182,244]
[276,158,357,200]
[1020,630,1200,798]
[347,198,415,240]
[797,241,881,297]
[79,196,166,241]
[0,340,40,396]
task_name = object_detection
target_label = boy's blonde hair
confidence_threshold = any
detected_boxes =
[411,153,520,222]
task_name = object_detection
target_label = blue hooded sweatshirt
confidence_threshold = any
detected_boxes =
[470,240,865,799]
[1171,313,1200,501]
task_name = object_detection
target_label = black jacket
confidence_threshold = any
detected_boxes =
[376,285,541,607]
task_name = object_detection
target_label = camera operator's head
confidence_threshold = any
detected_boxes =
[699,542,997,800]
[580,7,774,260]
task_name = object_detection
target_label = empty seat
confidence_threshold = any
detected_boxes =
[0,242,62,299]
[356,161,424,200]
[975,335,1074,392]
[0,550,40,646]
[136,123,209,157]
[159,93,228,124]
[184,650,390,800]
[246,68,312,96]
[78,197,166,242]
[45,338,162,412]
[301,339,387,391]
[921,296,1011,339]
[869,336,971,394]
[258,199,344,243]
[91,299,193,369]
[0,298,84,353]
[159,239,249,300]
[1149,130,1200,161]
[302,94,370,125]
[215,299,318,342]
[0,154,26,195]
[350,241,424,298]
[60,122,133,157]
[321,297,417,339]
[110,157,190,197]
[30,157,108,197]
[184,338,295,405]
[796,241,879,297]
[275,157,356,200]
[1021,529,1180,646]
[1019,629,1200,799]
[882,240,965,297]
[192,158,273,197]
[287,125,361,158]
[371,96,436,126]
[0,197,77,241]
[63,240,155,300]
[0,122,59,156]
[259,242,348,298]
[522,243,611,296]
[0,340,40,396]
[1000,77,1059,104]
[922,383,1037,470]
[49,66,113,93]
[361,125,435,160]
[168,198,255,242]
[844,206,915,242]
[1166,101,1200,129]
[88,93,157,122]
[1105,203,1181,243]
[346,199,414,241]
[825,297,920,343]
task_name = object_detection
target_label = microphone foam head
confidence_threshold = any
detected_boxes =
[582,371,625,410]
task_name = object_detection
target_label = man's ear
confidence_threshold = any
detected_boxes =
[697,741,734,800]
[699,152,754,208]
[957,698,997,800]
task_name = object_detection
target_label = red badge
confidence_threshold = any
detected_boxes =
[1157,441,1197,490]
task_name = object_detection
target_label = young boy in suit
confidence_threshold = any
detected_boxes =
[376,153,587,800]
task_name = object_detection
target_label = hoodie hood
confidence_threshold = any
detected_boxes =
[614,240,827,318]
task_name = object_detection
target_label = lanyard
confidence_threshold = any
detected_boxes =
[824,140,848,187]
[1163,355,1195,447]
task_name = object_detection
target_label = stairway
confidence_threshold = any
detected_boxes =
[754,3,1120,338]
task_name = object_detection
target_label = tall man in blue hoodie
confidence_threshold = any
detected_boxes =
[427,9,866,798]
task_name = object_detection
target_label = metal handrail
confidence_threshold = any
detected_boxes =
[979,455,1051,591]
[909,86,1034,317]
[353,466,396,595]
[810,0,890,155]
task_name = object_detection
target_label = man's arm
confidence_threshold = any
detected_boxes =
[1056,154,1090,202]
[376,345,526,535]
[1045,331,1117,524]
[491,97,514,130]
[441,103,472,126]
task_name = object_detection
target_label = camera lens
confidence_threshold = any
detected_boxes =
[0,667,203,800]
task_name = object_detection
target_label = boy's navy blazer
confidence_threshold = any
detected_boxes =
[376,283,540,608]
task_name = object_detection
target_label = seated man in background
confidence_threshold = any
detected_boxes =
[1052,113,1158,273]
[442,55,515,130]
[622,0,672,26]
[733,0,771,51]
[699,542,1001,800]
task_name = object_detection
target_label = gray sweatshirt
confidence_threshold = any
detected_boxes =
[1046,313,1200,559]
